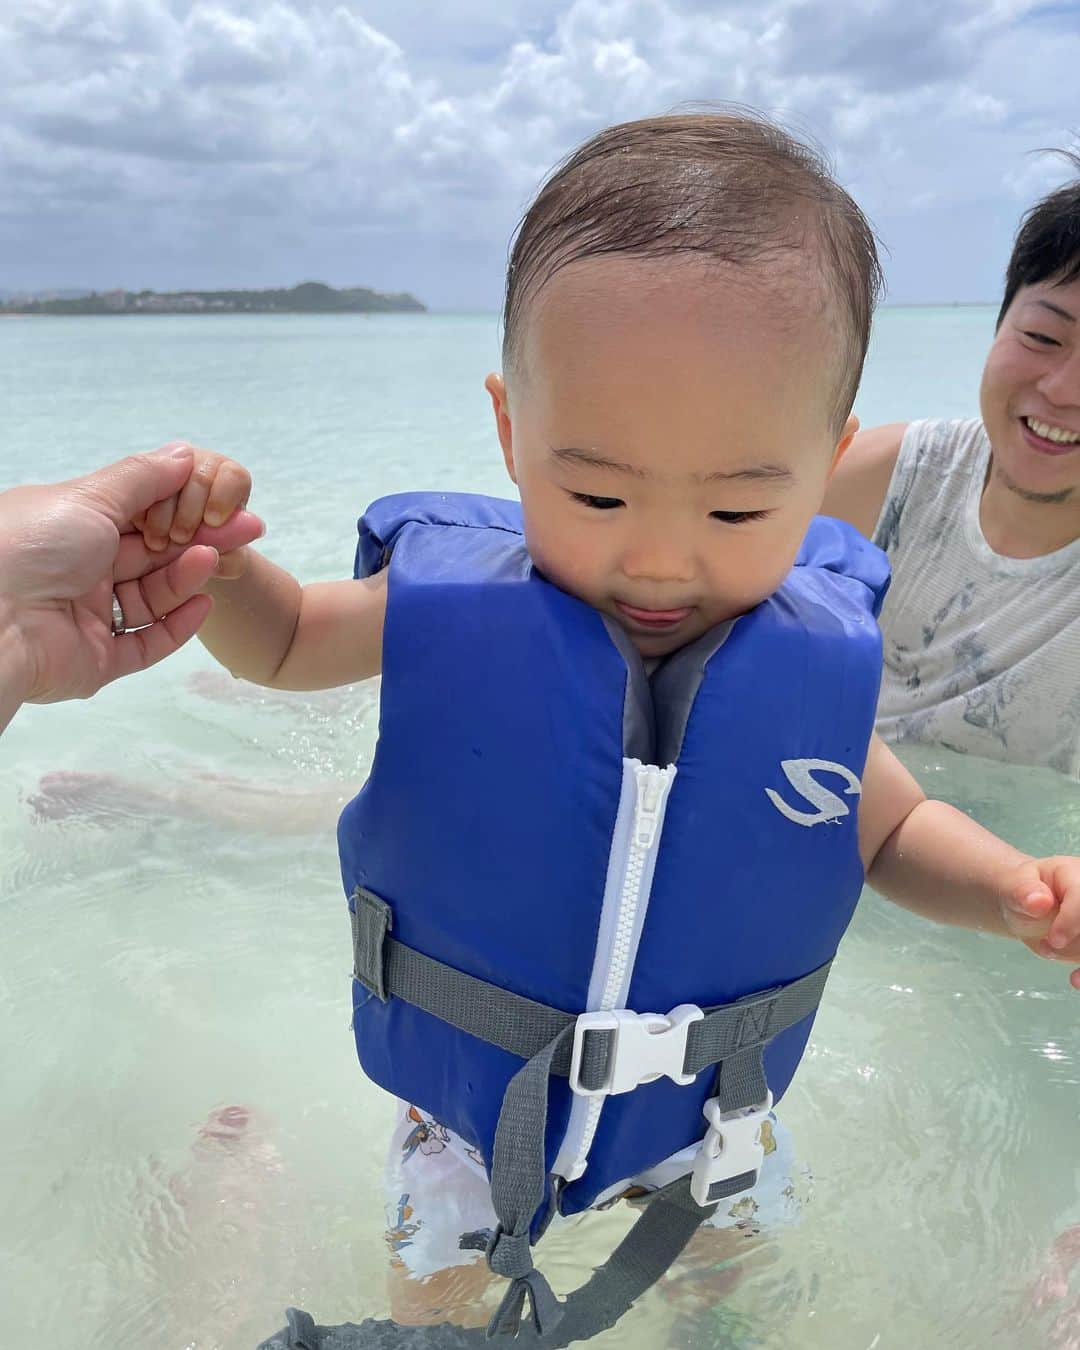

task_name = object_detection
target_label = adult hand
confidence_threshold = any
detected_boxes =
[0,445,264,729]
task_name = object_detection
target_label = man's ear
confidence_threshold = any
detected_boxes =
[485,372,517,484]
[828,413,860,480]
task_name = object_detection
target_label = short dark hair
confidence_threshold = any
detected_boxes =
[501,109,883,430]
[997,150,1080,329]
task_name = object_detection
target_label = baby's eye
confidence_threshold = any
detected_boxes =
[570,492,624,510]
[710,509,770,524]
[1022,330,1061,348]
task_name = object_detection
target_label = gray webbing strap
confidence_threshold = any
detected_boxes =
[576,969,829,1096]
[536,1176,716,1348]
[351,891,579,1065]
[485,1027,576,1339]
[350,888,829,1089]
[350,889,831,1341]
[483,1039,718,1343]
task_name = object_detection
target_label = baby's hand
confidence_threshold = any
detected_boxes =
[999,857,1080,990]
[135,442,256,579]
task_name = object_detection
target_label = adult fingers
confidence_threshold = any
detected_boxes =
[190,508,263,552]
[70,443,195,532]
[113,510,264,582]
[113,545,221,630]
[104,594,214,684]
[1045,862,1080,952]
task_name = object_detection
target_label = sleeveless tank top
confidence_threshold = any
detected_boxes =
[872,418,1080,778]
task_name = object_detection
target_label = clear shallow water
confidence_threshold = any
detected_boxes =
[1,310,1078,1349]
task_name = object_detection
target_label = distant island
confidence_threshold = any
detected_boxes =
[0,281,426,316]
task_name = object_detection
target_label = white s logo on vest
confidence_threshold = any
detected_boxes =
[765,758,862,827]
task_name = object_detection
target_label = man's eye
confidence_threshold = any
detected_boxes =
[570,492,624,510]
[1022,330,1061,347]
[710,509,770,524]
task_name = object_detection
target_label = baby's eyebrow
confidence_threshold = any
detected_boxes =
[551,446,794,484]
[552,446,648,477]
[701,463,794,484]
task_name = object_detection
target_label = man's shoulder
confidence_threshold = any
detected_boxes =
[822,422,909,539]
[900,417,987,469]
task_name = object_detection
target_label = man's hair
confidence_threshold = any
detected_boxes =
[501,110,883,430]
[998,150,1080,328]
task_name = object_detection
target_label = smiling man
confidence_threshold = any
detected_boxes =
[825,159,1080,778]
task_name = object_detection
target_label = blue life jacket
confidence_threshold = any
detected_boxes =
[339,492,887,1223]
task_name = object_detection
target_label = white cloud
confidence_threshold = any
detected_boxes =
[0,0,1077,305]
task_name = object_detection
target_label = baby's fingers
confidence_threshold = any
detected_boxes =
[170,454,251,542]
[142,492,180,551]
[204,458,251,527]
[1001,863,1056,940]
[168,456,216,544]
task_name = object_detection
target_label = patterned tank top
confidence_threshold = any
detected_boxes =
[872,418,1080,779]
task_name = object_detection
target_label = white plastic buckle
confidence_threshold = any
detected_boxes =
[568,1004,704,1097]
[689,1090,774,1207]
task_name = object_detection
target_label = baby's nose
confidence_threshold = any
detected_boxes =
[620,542,696,585]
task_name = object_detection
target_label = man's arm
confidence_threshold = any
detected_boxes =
[822,422,908,539]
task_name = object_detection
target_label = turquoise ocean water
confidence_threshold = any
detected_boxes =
[1,309,1078,1349]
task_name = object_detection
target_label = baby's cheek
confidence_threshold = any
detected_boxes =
[714,545,792,616]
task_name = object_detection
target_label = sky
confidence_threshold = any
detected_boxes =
[0,0,1077,310]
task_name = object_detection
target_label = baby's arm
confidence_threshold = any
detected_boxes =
[859,736,1080,987]
[138,444,386,690]
[198,552,386,690]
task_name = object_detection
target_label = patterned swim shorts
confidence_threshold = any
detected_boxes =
[383,1100,809,1278]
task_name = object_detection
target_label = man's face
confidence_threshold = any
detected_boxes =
[981,274,1080,502]
[486,257,856,658]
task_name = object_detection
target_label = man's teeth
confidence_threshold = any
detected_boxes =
[1025,416,1080,445]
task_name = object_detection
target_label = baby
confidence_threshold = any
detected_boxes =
[140,111,1080,1339]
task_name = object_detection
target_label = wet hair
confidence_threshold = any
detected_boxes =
[501,109,883,430]
[997,150,1080,328]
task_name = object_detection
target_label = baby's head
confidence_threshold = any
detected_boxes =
[485,111,882,656]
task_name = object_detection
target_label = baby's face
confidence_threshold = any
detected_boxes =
[488,257,856,657]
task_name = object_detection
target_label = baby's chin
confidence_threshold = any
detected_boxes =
[612,613,713,660]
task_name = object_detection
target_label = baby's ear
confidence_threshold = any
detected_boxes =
[484,373,517,483]
[829,413,860,477]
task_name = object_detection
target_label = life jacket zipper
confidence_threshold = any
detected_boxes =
[556,759,676,1184]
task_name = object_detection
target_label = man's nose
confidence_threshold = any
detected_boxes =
[1037,347,1080,410]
